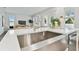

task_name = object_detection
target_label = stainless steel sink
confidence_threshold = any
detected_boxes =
[31,31,62,44]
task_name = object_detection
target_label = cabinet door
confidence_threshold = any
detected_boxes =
[18,35,28,48]
[31,32,44,44]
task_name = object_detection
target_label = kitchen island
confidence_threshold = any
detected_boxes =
[0,27,79,51]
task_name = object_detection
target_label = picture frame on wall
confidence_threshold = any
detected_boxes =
[32,16,40,27]
[42,16,49,27]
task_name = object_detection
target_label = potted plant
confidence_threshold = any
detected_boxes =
[65,17,74,29]
[51,17,60,28]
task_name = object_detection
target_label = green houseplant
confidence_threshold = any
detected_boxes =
[51,17,60,28]
[65,17,75,29]
[65,17,74,24]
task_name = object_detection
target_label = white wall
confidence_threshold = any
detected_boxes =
[74,7,79,28]
[0,8,9,31]
[31,7,65,27]
[55,7,65,17]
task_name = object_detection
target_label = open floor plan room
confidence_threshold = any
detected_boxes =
[0,7,79,51]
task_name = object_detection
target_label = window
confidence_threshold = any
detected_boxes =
[8,16,16,26]
[64,8,75,23]
[64,7,75,16]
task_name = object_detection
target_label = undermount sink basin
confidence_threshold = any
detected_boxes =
[31,31,62,44]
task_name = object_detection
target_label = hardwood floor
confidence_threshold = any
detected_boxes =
[35,39,67,51]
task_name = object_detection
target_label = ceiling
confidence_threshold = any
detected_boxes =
[2,7,49,16]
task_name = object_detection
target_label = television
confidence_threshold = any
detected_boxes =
[18,20,26,25]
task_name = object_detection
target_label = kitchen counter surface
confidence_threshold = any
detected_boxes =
[0,27,79,51]
[14,27,79,35]
[0,30,21,51]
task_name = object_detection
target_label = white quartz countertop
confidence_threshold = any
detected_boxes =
[14,27,79,35]
[0,30,20,51]
[0,27,79,51]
